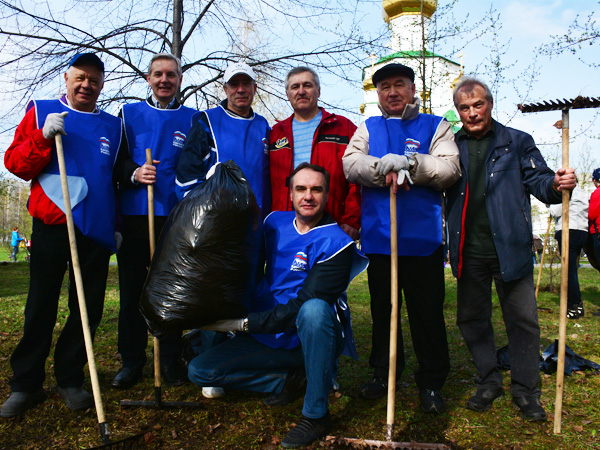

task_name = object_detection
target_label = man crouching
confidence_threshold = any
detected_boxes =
[188,163,368,448]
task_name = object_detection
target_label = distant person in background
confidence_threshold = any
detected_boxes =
[11,227,24,262]
[549,186,589,319]
[532,235,543,264]
[589,168,600,317]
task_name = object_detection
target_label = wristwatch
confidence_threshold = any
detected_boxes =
[242,317,249,332]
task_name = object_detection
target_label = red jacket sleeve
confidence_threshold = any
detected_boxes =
[4,106,54,181]
[590,188,600,233]
[340,120,361,230]
[4,105,66,225]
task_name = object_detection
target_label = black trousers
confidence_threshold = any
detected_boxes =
[457,256,541,397]
[555,229,588,308]
[594,233,600,266]
[366,246,449,390]
[10,219,110,392]
[116,216,182,369]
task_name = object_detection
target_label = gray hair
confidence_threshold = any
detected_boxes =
[148,53,182,77]
[285,66,320,91]
[452,76,493,108]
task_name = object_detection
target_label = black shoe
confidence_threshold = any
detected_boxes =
[466,386,504,412]
[111,366,144,389]
[513,395,547,421]
[359,376,387,399]
[281,412,332,449]
[0,390,46,417]
[359,375,406,400]
[57,386,93,411]
[264,367,306,407]
[593,308,600,317]
[567,302,584,319]
[161,361,188,386]
[419,388,445,414]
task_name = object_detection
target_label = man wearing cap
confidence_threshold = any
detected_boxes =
[175,61,270,215]
[111,53,198,389]
[343,63,460,412]
[269,66,360,239]
[447,76,576,421]
[2,53,122,417]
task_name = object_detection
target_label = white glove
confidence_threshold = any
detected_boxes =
[396,169,414,186]
[200,318,245,332]
[42,111,68,140]
[375,153,409,176]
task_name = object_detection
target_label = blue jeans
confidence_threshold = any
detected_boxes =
[188,298,344,419]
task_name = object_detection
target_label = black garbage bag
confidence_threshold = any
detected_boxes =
[496,342,600,375]
[140,160,263,336]
[540,340,600,375]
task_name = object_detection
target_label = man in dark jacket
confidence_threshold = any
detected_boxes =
[447,76,576,421]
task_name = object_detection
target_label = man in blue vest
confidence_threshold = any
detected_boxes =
[187,163,368,448]
[175,61,270,216]
[111,53,198,389]
[2,53,121,417]
[343,63,460,412]
[447,77,576,420]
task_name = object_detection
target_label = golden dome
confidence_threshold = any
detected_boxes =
[383,0,437,21]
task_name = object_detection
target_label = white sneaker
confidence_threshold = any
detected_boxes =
[202,387,225,398]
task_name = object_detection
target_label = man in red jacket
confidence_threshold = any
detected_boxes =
[269,67,360,239]
[590,168,600,316]
[1,53,122,417]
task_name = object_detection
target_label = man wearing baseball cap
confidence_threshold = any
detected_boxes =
[175,61,270,217]
[2,53,122,417]
[343,63,460,412]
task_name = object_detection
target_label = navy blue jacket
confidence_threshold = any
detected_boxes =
[446,120,561,282]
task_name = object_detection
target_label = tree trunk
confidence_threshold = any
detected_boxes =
[172,0,183,58]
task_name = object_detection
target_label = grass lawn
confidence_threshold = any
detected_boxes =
[0,262,599,449]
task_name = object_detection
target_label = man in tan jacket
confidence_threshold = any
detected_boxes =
[343,63,460,413]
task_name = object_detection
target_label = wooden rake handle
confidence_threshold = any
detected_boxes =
[55,134,110,444]
[386,185,399,442]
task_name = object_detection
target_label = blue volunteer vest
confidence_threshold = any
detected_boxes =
[33,99,122,251]
[251,211,368,355]
[205,106,270,215]
[361,114,444,256]
[120,101,198,216]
